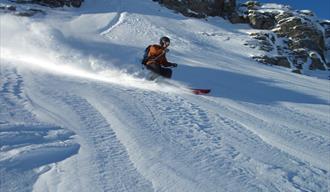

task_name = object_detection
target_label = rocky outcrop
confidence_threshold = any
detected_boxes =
[248,10,276,29]
[275,16,325,53]
[153,0,328,78]
[154,0,236,18]
[1,0,83,17]
[0,3,45,16]
[245,32,275,52]
[320,20,330,68]
[237,1,329,76]
[12,0,84,8]
[252,55,291,68]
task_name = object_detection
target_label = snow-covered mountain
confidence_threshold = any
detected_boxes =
[1,0,329,191]
[153,1,330,79]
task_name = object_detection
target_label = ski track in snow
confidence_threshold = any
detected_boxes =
[0,67,80,192]
[192,96,329,191]
[50,95,152,192]
[1,0,330,191]
[13,70,154,192]
[6,65,328,191]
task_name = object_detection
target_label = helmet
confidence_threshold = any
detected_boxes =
[160,36,170,46]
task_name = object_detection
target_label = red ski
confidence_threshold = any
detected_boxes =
[191,89,211,95]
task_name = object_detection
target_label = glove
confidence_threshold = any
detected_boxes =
[171,63,178,67]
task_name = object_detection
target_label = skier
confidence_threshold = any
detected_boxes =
[142,36,178,79]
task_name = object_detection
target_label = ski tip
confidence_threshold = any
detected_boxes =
[191,89,211,95]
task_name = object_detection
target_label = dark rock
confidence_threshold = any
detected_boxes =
[252,55,277,65]
[240,1,328,75]
[252,55,291,68]
[8,5,17,11]
[276,16,324,55]
[228,12,248,24]
[12,0,84,8]
[291,49,309,66]
[292,69,301,74]
[0,4,16,11]
[320,20,330,68]
[309,52,326,70]
[0,4,45,17]
[242,1,261,10]
[274,11,293,22]
[276,56,291,68]
[16,9,45,16]
[277,17,302,33]
[248,10,276,29]
[156,0,236,18]
[249,32,275,52]
[320,20,330,38]
[70,0,82,7]
[259,41,273,52]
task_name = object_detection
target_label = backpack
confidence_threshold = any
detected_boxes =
[141,45,151,65]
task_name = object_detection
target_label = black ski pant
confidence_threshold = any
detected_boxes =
[146,63,172,78]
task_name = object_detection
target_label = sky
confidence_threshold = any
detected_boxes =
[255,0,330,19]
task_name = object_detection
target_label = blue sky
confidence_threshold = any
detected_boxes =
[252,0,330,19]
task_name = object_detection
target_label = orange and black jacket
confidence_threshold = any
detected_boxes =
[146,44,171,67]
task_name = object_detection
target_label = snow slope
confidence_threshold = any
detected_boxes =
[1,0,329,191]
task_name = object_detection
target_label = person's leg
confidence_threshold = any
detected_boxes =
[146,63,161,75]
[160,67,172,78]
[146,63,161,80]
[147,64,172,78]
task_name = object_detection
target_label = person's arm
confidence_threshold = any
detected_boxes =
[164,62,178,67]
[170,63,178,67]
[161,49,178,67]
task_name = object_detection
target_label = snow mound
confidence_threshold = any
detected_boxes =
[0,124,79,191]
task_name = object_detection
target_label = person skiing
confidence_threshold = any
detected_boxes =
[142,36,178,79]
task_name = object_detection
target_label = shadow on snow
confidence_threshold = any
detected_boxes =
[174,65,328,105]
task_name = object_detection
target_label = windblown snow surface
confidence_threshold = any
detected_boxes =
[1,0,330,191]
